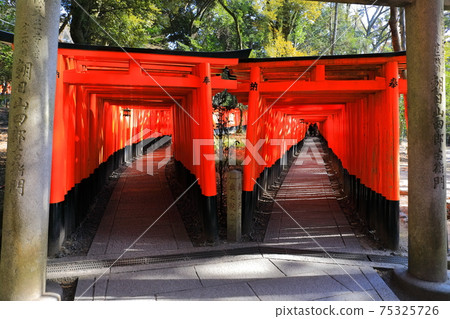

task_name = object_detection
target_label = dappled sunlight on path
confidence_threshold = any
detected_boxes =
[264,137,361,252]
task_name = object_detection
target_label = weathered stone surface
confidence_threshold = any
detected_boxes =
[406,0,448,283]
[0,0,60,301]
[227,170,242,242]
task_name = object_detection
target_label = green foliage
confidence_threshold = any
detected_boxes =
[354,6,392,53]
[213,89,237,111]
[236,103,248,133]
[0,0,15,33]
[0,1,400,56]
[150,0,216,51]
[253,0,322,57]
[399,95,407,141]
[0,44,13,83]
[212,89,238,216]
[157,0,260,52]
[62,0,161,47]
[213,89,238,141]
[301,4,392,56]
[175,2,392,57]
[0,0,14,99]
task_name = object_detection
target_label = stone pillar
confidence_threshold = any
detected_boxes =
[227,170,242,242]
[0,0,61,300]
[406,0,448,283]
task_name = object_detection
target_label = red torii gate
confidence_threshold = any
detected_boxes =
[0,29,408,252]
[1,0,448,302]
[44,43,408,252]
[48,44,250,250]
[229,53,406,249]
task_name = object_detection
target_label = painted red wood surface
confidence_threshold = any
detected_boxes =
[49,46,406,206]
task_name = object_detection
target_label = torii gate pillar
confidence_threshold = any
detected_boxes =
[0,0,61,300]
[395,0,450,299]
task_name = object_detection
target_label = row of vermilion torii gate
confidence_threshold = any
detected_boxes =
[46,43,406,254]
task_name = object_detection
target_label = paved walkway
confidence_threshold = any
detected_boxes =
[87,144,193,257]
[70,137,399,301]
[264,137,361,252]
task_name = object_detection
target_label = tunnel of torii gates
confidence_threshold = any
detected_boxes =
[38,41,407,254]
[2,0,449,303]
[0,30,409,255]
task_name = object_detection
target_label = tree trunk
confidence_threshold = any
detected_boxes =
[218,0,243,50]
[330,3,339,55]
[59,13,71,35]
[69,0,93,44]
[389,6,401,52]
[399,7,406,51]
[70,5,87,44]
[237,107,243,133]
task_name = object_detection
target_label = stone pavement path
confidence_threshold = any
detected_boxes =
[87,144,193,258]
[75,254,397,301]
[73,137,398,301]
[264,137,361,252]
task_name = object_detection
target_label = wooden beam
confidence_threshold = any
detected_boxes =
[59,48,240,67]
[237,55,407,70]
[273,104,345,111]
[302,0,412,7]
[211,76,238,90]
[64,70,202,87]
[234,78,385,93]
[82,85,191,97]
[304,0,450,10]
[64,70,236,90]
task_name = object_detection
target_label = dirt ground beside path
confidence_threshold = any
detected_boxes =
[398,140,450,255]
[399,141,409,254]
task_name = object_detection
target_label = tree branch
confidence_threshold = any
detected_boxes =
[217,0,243,50]
[188,0,214,36]
[389,6,401,52]
[59,13,71,35]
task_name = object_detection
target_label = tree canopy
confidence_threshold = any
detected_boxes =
[0,0,15,34]
[1,1,412,56]
[60,0,161,47]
